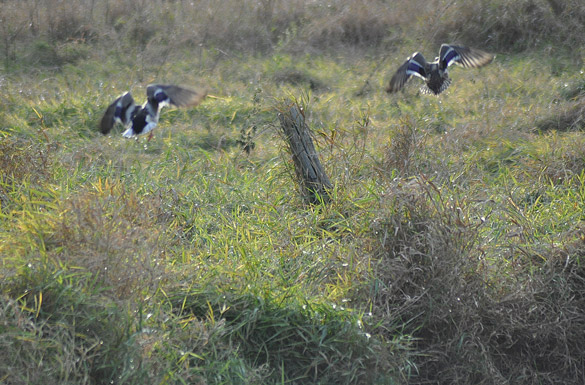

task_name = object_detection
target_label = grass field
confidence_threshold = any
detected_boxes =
[2,0,585,384]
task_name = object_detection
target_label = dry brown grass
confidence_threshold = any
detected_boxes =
[4,0,584,68]
[0,281,147,385]
[0,137,54,213]
[1,175,169,300]
[0,137,52,185]
[536,97,585,132]
[51,180,170,299]
[297,0,407,52]
[384,116,428,176]
[426,0,585,51]
[523,132,585,184]
[362,177,585,384]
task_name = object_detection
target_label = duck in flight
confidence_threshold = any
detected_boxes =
[386,44,494,95]
[100,84,206,140]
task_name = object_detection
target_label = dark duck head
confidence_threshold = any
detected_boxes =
[100,84,207,140]
[386,44,494,96]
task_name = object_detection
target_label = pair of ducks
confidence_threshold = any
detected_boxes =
[101,44,494,139]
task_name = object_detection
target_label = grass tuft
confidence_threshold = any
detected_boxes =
[536,97,585,132]
[365,177,585,383]
[159,286,394,384]
[0,268,147,385]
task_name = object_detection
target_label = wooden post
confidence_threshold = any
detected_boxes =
[278,100,332,204]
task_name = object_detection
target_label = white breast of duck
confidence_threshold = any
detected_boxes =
[122,91,170,138]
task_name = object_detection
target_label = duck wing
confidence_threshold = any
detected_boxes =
[386,52,428,93]
[146,84,207,108]
[100,92,136,135]
[439,44,494,70]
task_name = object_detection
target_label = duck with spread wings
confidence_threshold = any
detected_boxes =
[100,84,206,140]
[386,44,494,95]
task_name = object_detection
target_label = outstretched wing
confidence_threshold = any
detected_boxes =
[386,52,428,93]
[146,84,207,108]
[439,44,494,70]
[100,92,136,135]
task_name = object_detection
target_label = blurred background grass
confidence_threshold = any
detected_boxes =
[2,0,584,69]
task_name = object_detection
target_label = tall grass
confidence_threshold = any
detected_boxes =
[2,0,585,71]
[2,0,585,384]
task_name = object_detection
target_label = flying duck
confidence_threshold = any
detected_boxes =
[386,44,494,95]
[100,84,206,140]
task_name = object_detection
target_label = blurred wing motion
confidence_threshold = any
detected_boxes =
[439,44,494,70]
[386,52,428,93]
[99,84,207,139]
[100,92,136,135]
[386,44,494,95]
[146,84,207,108]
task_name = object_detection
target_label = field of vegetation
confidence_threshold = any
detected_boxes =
[2,0,585,384]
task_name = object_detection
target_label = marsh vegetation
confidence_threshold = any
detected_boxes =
[2,0,585,384]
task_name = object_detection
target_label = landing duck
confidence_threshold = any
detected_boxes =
[386,44,494,95]
[100,84,206,140]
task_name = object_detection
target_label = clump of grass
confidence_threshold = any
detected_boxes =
[1,177,168,300]
[364,177,585,384]
[523,132,585,183]
[0,137,53,213]
[272,68,327,91]
[363,177,483,382]
[482,255,585,384]
[561,78,585,100]
[384,116,427,176]
[0,267,147,385]
[0,137,52,185]
[145,311,273,384]
[536,97,585,132]
[51,180,169,299]
[160,285,394,384]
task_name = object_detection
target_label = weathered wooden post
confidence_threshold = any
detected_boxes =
[277,100,332,204]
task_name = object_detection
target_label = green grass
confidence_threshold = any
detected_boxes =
[2,1,585,384]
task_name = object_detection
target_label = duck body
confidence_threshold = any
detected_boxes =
[120,97,161,138]
[386,44,494,95]
[100,84,206,139]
